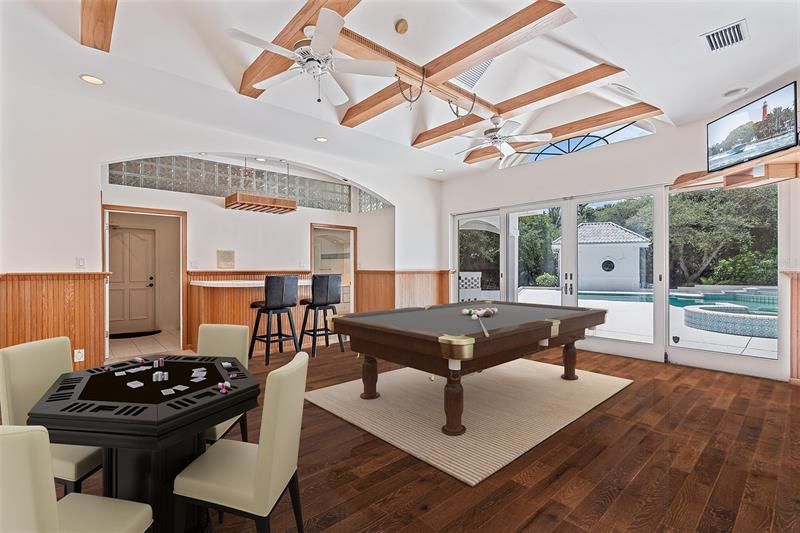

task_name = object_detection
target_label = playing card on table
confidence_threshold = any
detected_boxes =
[114,371,126,377]
[173,385,189,391]
[126,381,144,389]
[190,377,206,383]
[160,388,175,396]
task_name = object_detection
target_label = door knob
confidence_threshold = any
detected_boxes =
[148,283,154,287]
[149,276,154,280]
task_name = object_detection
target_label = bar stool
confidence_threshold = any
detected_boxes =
[248,275,300,364]
[299,274,345,358]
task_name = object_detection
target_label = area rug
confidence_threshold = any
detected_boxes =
[305,359,632,486]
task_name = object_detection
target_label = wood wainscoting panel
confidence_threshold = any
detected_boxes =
[395,270,451,308]
[0,273,108,370]
[786,271,800,385]
[187,271,313,352]
[355,270,396,312]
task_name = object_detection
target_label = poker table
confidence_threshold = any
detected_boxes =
[28,355,260,533]
[330,301,606,436]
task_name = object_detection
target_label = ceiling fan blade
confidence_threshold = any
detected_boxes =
[455,142,492,155]
[320,74,349,106]
[497,120,521,136]
[499,142,516,157]
[506,133,553,143]
[334,58,396,78]
[311,8,344,55]
[227,28,300,61]
[252,68,303,91]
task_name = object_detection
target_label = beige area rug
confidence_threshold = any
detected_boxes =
[305,359,632,486]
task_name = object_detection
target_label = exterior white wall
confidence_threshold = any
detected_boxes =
[574,243,644,292]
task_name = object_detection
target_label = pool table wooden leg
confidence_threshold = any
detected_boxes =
[360,355,380,399]
[562,341,578,380]
[442,366,466,436]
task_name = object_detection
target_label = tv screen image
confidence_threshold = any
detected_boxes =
[707,82,797,172]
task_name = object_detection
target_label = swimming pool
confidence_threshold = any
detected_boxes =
[576,290,778,314]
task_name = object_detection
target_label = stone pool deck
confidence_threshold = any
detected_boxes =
[517,288,778,359]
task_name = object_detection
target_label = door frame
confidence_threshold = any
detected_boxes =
[310,223,357,311]
[664,182,791,381]
[452,210,506,303]
[102,204,188,357]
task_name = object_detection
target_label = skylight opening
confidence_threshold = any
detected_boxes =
[450,59,493,91]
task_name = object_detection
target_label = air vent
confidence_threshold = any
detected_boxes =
[701,20,749,52]
[451,59,493,91]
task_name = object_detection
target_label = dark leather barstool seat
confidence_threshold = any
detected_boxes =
[299,274,345,358]
[248,276,300,364]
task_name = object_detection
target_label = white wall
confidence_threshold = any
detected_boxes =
[108,212,181,331]
[573,243,645,292]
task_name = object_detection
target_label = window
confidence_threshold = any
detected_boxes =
[602,259,615,272]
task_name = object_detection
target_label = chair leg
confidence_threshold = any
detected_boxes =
[322,308,331,347]
[265,311,273,365]
[239,414,248,443]
[299,306,310,349]
[277,313,284,353]
[248,310,262,360]
[289,471,305,533]
[218,510,224,524]
[311,307,319,358]
[287,310,300,353]
[255,516,271,533]
[332,305,345,352]
[174,495,187,532]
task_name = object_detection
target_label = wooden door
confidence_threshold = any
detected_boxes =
[109,228,156,334]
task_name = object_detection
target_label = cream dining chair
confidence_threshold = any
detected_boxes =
[0,425,152,532]
[0,337,102,494]
[196,324,251,443]
[173,351,309,533]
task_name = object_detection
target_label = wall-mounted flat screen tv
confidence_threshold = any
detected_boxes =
[707,81,797,172]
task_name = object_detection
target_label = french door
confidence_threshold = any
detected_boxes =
[453,211,505,302]
[504,187,666,361]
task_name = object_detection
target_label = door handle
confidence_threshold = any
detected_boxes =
[149,276,154,280]
[569,283,574,295]
[147,283,154,287]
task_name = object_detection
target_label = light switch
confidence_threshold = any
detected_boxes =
[75,257,86,269]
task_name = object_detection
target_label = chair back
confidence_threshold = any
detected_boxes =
[265,275,299,309]
[254,352,309,512]
[0,337,72,425]
[196,324,249,368]
[0,426,60,531]
[311,274,341,306]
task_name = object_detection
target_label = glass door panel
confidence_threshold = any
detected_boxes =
[509,206,563,306]
[576,194,655,344]
[455,212,503,302]
[668,186,779,360]
[312,226,354,313]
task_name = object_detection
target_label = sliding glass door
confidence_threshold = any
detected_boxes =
[454,211,505,302]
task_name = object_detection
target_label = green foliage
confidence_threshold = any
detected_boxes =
[535,272,559,287]
[669,186,777,286]
[701,250,778,285]
[458,229,500,290]
[517,209,560,286]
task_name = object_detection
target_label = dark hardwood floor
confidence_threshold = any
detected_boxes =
[73,345,800,532]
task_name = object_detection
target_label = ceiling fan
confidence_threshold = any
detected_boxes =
[456,116,553,158]
[229,9,396,106]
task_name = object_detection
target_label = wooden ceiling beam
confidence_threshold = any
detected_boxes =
[464,102,663,164]
[423,0,575,86]
[412,63,626,148]
[340,82,411,128]
[238,0,361,99]
[80,0,118,52]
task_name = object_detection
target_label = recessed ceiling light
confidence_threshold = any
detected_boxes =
[434,168,445,173]
[79,74,104,85]
[279,159,287,163]
[254,157,266,162]
[314,137,328,143]
[723,87,749,98]
[198,152,207,156]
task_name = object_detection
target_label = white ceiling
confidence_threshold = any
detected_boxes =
[6,0,800,180]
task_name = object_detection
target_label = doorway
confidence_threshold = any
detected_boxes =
[311,224,356,313]
[103,206,187,359]
[454,211,505,302]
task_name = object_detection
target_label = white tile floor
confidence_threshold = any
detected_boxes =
[109,329,181,359]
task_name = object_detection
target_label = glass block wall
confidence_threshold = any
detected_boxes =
[108,156,354,213]
[358,188,390,213]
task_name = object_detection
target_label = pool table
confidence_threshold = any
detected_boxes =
[330,301,606,436]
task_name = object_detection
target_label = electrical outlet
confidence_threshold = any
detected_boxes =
[75,257,86,269]
[73,349,85,362]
